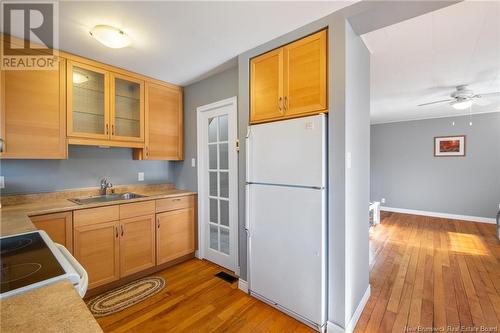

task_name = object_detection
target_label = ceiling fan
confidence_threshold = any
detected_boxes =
[417,85,500,110]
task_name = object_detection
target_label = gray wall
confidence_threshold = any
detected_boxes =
[0,146,172,195]
[172,67,239,191]
[344,21,371,326]
[170,1,459,330]
[237,14,370,328]
[371,112,500,219]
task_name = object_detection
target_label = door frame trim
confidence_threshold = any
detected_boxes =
[196,96,239,274]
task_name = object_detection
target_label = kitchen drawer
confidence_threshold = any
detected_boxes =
[74,205,119,227]
[120,200,155,219]
[156,195,194,213]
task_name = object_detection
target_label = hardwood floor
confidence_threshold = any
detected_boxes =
[355,212,500,333]
[93,258,314,332]
[92,212,499,332]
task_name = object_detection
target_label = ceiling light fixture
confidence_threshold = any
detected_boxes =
[89,25,131,49]
[72,72,89,84]
[451,99,473,110]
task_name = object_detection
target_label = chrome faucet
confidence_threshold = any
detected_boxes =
[100,178,113,195]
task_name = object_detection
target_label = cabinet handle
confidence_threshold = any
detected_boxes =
[111,124,115,135]
[278,97,283,112]
[115,226,118,238]
[284,96,288,112]
[121,224,124,236]
[0,138,4,153]
[157,217,160,229]
[172,198,181,202]
[105,124,109,135]
[145,146,149,159]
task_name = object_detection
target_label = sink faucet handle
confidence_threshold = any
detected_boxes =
[100,177,111,195]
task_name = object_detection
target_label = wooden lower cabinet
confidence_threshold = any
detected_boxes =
[66,197,195,291]
[156,208,195,265]
[119,214,156,277]
[73,220,120,289]
[30,212,73,253]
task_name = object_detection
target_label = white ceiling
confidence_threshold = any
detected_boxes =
[52,1,354,86]
[362,0,500,124]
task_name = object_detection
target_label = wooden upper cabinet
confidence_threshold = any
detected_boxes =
[284,29,327,116]
[67,61,110,140]
[31,212,73,253]
[134,82,183,160]
[250,48,284,123]
[250,29,327,124]
[110,73,144,143]
[67,60,146,146]
[1,58,67,159]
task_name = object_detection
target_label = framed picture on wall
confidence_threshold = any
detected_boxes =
[434,135,466,157]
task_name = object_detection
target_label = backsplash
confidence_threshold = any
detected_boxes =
[0,146,173,195]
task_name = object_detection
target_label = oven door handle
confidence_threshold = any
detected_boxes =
[55,243,88,298]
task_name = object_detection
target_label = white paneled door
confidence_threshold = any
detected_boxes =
[197,97,238,273]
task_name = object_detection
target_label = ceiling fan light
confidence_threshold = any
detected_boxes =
[90,25,131,49]
[451,100,473,110]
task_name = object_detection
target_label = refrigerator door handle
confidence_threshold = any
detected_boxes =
[245,184,250,234]
[245,127,252,236]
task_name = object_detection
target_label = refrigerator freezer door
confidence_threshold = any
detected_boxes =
[247,114,326,188]
[248,184,326,326]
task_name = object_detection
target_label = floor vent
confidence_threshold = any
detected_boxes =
[215,271,238,284]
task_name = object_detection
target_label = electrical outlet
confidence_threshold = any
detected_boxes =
[191,158,196,168]
[381,198,386,204]
[138,172,144,181]
[0,176,4,189]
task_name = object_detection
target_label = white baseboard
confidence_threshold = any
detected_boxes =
[238,279,248,293]
[326,285,371,333]
[327,321,345,333]
[346,285,371,332]
[381,206,496,224]
[194,250,202,259]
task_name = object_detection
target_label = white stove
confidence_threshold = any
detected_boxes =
[0,230,88,299]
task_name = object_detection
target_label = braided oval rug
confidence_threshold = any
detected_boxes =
[87,277,166,317]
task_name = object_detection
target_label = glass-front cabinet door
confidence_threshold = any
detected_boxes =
[110,74,144,142]
[67,61,110,139]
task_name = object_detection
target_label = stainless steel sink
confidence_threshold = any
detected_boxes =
[68,192,146,205]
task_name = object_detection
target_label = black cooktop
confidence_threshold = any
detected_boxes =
[0,232,65,294]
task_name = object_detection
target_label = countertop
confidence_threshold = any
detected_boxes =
[0,185,196,333]
[1,281,104,333]
[1,187,196,237]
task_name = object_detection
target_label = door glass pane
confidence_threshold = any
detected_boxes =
[219,143,228,170]
[206,113,232,259]
[72,66,105,135]
[220,200,229,226]
[209,172,218,197]
[219,172,229,198]
[114,78,141,138]
[208,117,218,143]
[210,225,218,250]
[209,144,218,170]
[209,198,218,223]
[220,227,229,255]
[218,115,228,141]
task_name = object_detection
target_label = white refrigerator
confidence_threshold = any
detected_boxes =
[246,114,327,331]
